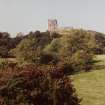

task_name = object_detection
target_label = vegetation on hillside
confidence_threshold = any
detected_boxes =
[0,32,23,58]
[11,29,104,72]
[0,29,105,105]
[0,65,80,105]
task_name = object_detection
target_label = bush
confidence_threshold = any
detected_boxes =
[70,50,93,72]
[0,65,80,105]
[39,53,59,64]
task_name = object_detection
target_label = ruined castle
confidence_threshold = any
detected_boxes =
[48,19,58,32]
[48,19,73,33]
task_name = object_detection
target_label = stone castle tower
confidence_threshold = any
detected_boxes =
[48,19,58,32]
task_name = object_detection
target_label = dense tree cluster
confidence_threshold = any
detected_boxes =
[9,29,105,72]
[0,32,23,58]
[11,31,51,63]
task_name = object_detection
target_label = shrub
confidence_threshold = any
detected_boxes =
[70,50,93,72]
[39,53,59,64]
[0,65,80,105]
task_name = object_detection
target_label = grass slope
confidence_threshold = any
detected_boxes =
[71,55,105,105]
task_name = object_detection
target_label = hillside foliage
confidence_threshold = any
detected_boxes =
[0,29,104,105]
[11,29,101,72]
[0,65,80,105]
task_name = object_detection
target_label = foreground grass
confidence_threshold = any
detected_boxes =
[71,55,105,105]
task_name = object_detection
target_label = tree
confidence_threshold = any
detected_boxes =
[11,31,51,63]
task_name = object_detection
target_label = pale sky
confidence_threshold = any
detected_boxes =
[0,0,105,36]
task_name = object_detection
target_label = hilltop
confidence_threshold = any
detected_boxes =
[0,28,105,59]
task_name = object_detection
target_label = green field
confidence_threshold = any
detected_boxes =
[71,55,105,105]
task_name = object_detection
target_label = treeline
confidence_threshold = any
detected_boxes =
[9,29,105,72]
[0,29,105,72]
[0,29,105,58]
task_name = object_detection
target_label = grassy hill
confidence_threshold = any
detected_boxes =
[71,55,105,105]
